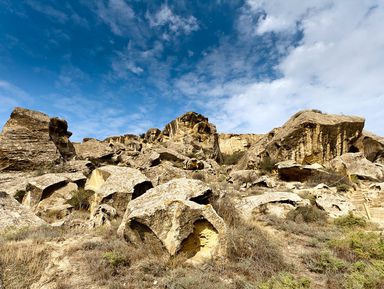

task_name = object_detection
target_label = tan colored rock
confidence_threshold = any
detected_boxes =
[86,166,152,215]
[353,131,384,162]
[36,182,78,221]
[240,110,364,169]
[118,178,227,264]
[73,138,115,161]
[277,160,330,182]
[144,128,161,143]
[235,192,310,220]
[184,158,204,170]
[330,153,384,181]
[160,112,223,163]
[104,134,142,152]
[0,107,75,171]
[89,204,117,227]
[315,193,355,217]
[219,133,264,155]
[0,191,46,229]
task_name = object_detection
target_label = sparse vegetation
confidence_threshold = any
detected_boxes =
[67,188,94,210]
[222,151,246,165]
[286,205,328,224]
[259,156,278,174]
[334,213,367,229]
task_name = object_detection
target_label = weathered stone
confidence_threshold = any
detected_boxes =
[240,110,365,169]
[252,176,276,188]
[74,139,115,161]
[118,178,227,264]
[277,160,330,182]
[86,166,153,215]
[235,192,310,220]
[184,158,204,170]
[219,133,264,155]
[0,107,75,171]
[0,191,46,229]
[0,172,31,198]
[89,204,117,227]
[23,174,69,208]
[228,170,259,185]
[352,131,384,162]
[160,112,223,163]
[104,134,142,152]
[36,182,78,221]
[315,193,355,217]
[145,128,161,143]
[330,153,384,181]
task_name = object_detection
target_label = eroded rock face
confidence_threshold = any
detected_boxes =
[352,131,384,162]
[277,161,330,182]
[315,193,355,218]
[0,107,75,171]
[219,133,264,156]
[86,166,153,215]
[145,128,161,143]
[330,153,384,181]
[118,178,227,264]
[235,192,310,220]
[240,110,365,169]
[0,191,46,229]
[160,112,223,163]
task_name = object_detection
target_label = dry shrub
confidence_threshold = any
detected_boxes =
[0,241,50,289]
[222,151,246,165]
[286,205,328,224]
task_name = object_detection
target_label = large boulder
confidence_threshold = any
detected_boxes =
[160,112,223,163]
[118,178,227,265]
[239,110,364,169]
[277,161,331,182]
[0,191,46,230]
[85,166,153,215]
[219,133,264,156]
[352,131,384,162]
[329,152,384,181]
[74,138,118,163]
[235,192,310,219]
[315,193,356,218]
[0,107,75,171]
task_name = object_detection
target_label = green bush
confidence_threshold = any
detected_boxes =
[222,151,246,165]
[259,156,278,174]
[286,205,328,224]
[330,231,384,261]
[103,251,129,268]
[343,260,384,289]
[302,251,347,274]
[334,213,367,229]
[67,189,94,210]
[258,272,311,289]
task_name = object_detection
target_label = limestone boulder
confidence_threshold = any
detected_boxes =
[73,139,116,163]
[144,128,161,143]
[184,158,204,170]
[118,178,227,265]
[277,161,330,182]
[0,191,46,230]
[329,153,384,181]
[0,107,75,171]
[228,170,259,185]
[352,131,384,162]
[315,193,355,217]
[240,110,364,169]
[86,166,153,215]
[235,192,310,220]
[219,133,264,156]
[89,204,117,228]
[160,112,223,163]
[0,172,32,198]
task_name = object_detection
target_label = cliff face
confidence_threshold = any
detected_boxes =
[160,112,223,163]
[240,110,365,169]
[0,107,75,171]
[219,134,264,156]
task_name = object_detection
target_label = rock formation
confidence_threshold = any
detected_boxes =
[0,107,75,171]
[118,178,227,264]
[160,112,223,163]
[239,110,365,169]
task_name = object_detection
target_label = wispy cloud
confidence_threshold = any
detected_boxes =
[146,4,199,39]
[26,0,69,23]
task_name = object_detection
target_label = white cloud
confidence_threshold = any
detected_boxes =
[179,0,384,136]
[147,4,199,38]
[96,0,135,36]
[26,0,69,23]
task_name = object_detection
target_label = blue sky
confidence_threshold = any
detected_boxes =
[0,0,383,141]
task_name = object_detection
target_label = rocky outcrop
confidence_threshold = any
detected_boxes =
[0,107,75,171]
[219,133,264,155]
[160,112,223,163]
[240,110,365,169]
[86,166,153,215]
[74,139,117,163]
[118,178,227,264]
[352,131,384,162]
[330,153,384,181]
[0,191,46,229]
[315,193,355,218]
[144,128,161,143]
[235,192,310,220]
[104,134,142,152]
[277,161,330,182]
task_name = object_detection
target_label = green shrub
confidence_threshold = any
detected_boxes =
[337,184,351,192]
[258,272,311,289]
[286,205,328,224]
[343,260,384,289]
[67,188,94,210]
[330,231,384,261]
[302,251,347,274]
[103,251,129,268]
[334,213,367,229]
